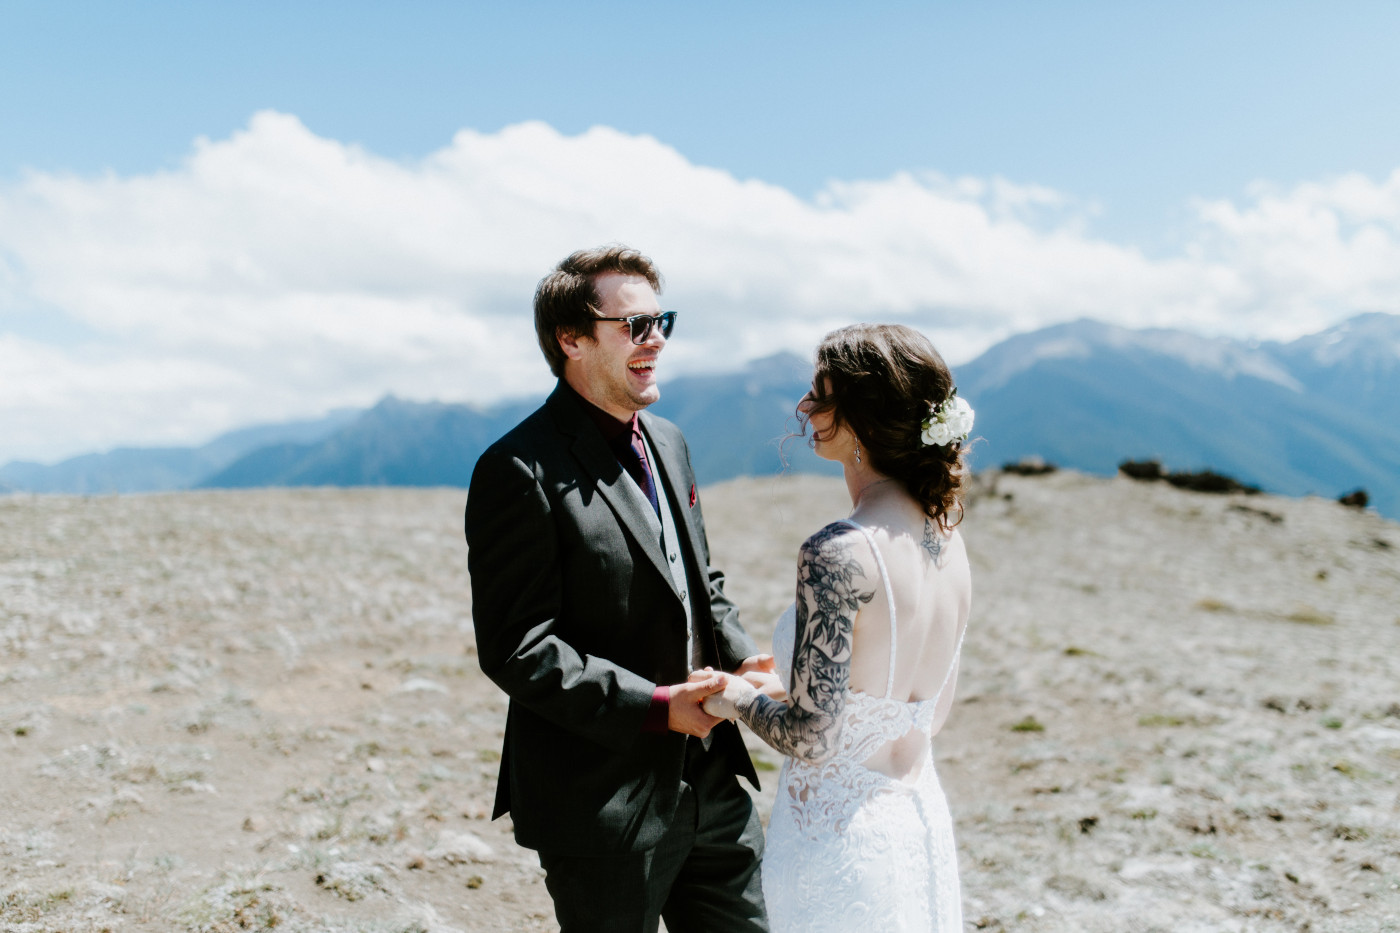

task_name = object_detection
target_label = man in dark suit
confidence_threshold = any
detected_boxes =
[465,246,772,932]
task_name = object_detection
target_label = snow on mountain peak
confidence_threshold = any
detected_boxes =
[967,318,1302,393]
[1287,312,1400,367]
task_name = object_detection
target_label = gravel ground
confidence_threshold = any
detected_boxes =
[2,472,1398,931]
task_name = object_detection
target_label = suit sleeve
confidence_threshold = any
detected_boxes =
[707,560,756,672]
[466,447,655,752]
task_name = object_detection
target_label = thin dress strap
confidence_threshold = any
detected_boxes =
[924,614,968,716]
[838,519,898,698]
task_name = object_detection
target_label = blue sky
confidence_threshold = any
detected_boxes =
[2,1,1399,462]
[8,1,1398,242]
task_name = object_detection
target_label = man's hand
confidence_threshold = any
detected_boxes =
[701,672,760,720]
[668,673,725,738]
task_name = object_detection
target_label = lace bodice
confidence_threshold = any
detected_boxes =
[771,602,944,774]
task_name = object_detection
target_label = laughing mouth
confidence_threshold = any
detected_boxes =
[627,359,656,375]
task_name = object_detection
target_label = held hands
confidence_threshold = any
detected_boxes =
[689,658,783,720]
[699,672,758,720]
[676,656,789,732]
[667,673,726,738]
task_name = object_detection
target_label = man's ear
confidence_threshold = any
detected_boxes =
[558,329,590,362]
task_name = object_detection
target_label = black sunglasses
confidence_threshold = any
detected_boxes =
[593,311,677,345]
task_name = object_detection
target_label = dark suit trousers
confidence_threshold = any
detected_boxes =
[537,738,768,933]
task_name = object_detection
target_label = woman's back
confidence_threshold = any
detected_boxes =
[842,488,971,778]
[760,497,970,932]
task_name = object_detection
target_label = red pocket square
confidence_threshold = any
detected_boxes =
[689,484,697,508]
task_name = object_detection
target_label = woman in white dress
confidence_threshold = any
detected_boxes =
[704,323,973,933]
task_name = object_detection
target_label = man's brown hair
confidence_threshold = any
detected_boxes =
[533,245,665,377]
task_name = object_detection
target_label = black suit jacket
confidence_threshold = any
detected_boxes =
[465,382,760,856]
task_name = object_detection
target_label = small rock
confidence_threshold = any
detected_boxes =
[397,678,448,695]
[428,830,495,864]
[1003,457,1056,476]
[1045,873,1106,901]
[1119,459,1163,481]
[1119,858,1196,880]
[314,860,383,901]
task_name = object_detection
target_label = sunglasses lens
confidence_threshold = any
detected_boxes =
[627,312,677,344]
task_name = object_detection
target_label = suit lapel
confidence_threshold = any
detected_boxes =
[644,414,723,669]
[641,414,708,587]
[547,387,676,595]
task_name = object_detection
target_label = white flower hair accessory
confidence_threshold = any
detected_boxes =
[920,391,974,448]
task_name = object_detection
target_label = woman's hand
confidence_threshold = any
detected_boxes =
[733,653,786,701]
[735,654,777,677]
[740,669,787,702]
[698,671,758,720]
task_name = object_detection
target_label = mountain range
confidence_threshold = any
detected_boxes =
[956,312,1400,518]
[4,313,1397,518]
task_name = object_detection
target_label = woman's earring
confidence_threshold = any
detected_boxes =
[854,440,862,464]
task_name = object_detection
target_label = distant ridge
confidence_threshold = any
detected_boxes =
[4,314,1397,518]
[197,353,832,489]
[0,410,359,495]
[198,396,541,489]
[957,312,1400,518]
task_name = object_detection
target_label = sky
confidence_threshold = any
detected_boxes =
[2,1,1399,463]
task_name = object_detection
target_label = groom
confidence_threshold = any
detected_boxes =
[465,246,770,931]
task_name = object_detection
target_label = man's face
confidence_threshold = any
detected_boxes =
[559,271,666,419]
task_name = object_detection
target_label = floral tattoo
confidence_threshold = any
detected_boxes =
[920,517,945,564]
[736,522,874,763]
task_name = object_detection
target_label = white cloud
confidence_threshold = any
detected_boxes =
[1189,170,1400,332]
[1,111,1398,462]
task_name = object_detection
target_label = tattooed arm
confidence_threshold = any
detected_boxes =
[721,522,874,764]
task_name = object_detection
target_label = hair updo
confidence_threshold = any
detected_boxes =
[801,323,968,531]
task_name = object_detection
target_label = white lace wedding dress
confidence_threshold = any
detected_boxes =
[761,521,967,933]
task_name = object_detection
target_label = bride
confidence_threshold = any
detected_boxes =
[704,323,973,933]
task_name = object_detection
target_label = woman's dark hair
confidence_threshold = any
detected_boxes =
[801,323,968,531]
